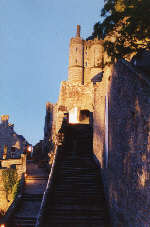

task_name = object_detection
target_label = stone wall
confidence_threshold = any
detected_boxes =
[0,154,26,213]
[56,80,94,133]
[1,154,26,177]
[44,80,95,143]
[93,67,110,167]
[93,61,150,226]
[58,81,94,111]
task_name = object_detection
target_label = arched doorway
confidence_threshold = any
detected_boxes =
[79,109,90,124]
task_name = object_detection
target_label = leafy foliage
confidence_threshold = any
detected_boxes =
[2,168,18,201]
[12,179,21,200]
[92,0,150,61]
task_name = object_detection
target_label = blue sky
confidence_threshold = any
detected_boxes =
[0,0,104,145]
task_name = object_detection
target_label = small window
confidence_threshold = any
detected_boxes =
[85,62,87,66]
[76,47,77,52]
[76,59,77,64]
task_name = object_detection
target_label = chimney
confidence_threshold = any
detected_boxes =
[3,145,7,160]
[1,115,9,127]
[76,25,81,37]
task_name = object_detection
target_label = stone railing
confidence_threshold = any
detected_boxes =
[35,145,61,227]
[0,173,25,227]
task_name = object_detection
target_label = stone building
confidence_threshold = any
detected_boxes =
[44,25,104,138]
[0,115,30,159]
[44,25,150,226]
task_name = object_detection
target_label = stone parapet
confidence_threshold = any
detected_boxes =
[0,154,26,176]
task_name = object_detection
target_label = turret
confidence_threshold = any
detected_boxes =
[89,38,104,82]
[68,25,84,84]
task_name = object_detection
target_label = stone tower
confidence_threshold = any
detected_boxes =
[68,25,104,84]
[46,25,105,135]
[68,25,84,84]
[84,38,104,83]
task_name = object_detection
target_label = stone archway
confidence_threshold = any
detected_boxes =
[79,109,90,124]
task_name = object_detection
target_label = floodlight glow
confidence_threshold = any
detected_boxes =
[69,107,79,123]
[0,224,5,227]
[28,146,32,152]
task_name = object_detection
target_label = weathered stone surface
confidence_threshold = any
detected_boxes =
[0,115,30,159]
[0,154,26,213]
[93,62,150,226]
[44,26,104,139]
[68,25,103,84]
[44,25,150,227]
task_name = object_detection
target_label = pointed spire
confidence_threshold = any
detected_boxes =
[76,25,81,37]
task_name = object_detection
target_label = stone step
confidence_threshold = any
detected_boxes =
[52,197,105,205]
[40,124,111,227]
[60,175,99,179]
[13,216,36,227]
[55,184,99,189]
[51,196,105,204]
[22,193,43,200]
[45,214,105,222]
[47,216,106,223]
[25,176,48,180]
[61,168,96,172]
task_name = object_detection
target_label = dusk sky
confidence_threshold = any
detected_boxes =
[0,0,104,145]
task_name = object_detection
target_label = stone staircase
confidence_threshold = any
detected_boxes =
[40,124,111,227]
[13,216,37,227]
[8,162,48,227]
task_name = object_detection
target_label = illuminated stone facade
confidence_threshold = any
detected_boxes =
[0,154,26,212]
[0,115,29,159]
[44,25,150,226]
[93,61,150,226]
[68,25,104,84]
[44,25,105,142]
[48,25,105,135]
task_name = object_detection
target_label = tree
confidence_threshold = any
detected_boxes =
[92,0,150,62]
